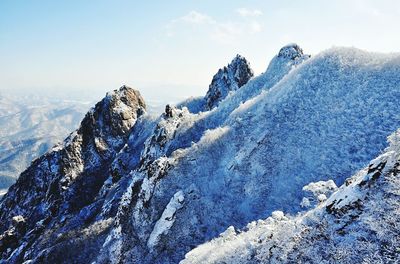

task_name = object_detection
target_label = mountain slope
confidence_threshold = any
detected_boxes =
[0,45,399,263]
[100,46,400,262]
[182,129,400,263]
[100,46,400,263]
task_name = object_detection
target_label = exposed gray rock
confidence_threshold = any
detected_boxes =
[278,43,308,60]
[205,55,253,110]
[0,86,145,262]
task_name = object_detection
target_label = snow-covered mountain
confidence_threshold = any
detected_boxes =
[0,96,89,192]
[182,129,400,263]
[0,44,399,264]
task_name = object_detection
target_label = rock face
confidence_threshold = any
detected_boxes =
[0,86,145,262]
[1,45,400,264]
[205,55,253,110]
[277,43,306,60]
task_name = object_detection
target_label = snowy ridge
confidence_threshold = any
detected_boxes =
[182,129,400,264]
[97,45,400,263]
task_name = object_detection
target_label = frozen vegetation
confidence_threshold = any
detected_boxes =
[182,129,400,263]
[0,44,399,263]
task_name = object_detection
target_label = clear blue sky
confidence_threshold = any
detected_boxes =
[1,0,400,102]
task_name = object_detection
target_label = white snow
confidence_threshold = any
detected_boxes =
[100,46,400,263]
[302,180,338,195]
[182,129,400,263]
[147,190,185,250]
[198,126,230,146]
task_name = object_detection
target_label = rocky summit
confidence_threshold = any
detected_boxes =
[205,54,254,110]
[0,44,400,264]
[0,86,146,262]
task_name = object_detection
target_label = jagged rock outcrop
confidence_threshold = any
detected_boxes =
[278,43,307,60]
[0,86,145,262]
[0,216,26,255]
[205,55,253,110]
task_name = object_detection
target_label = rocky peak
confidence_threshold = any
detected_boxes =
[262,44,310,83]
[277,43,307,60]
[205,54,253,110]
[73,85,145,162]
[0,86,146,257]
[105,85,146,135]
[83,85,146,140]
[278,43,304,60]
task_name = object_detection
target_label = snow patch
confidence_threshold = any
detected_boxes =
[198,126,230,146]
[147,190,185,250]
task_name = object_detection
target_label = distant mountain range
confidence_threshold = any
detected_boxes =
[0,44,399,263]
[0,96,89,192]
